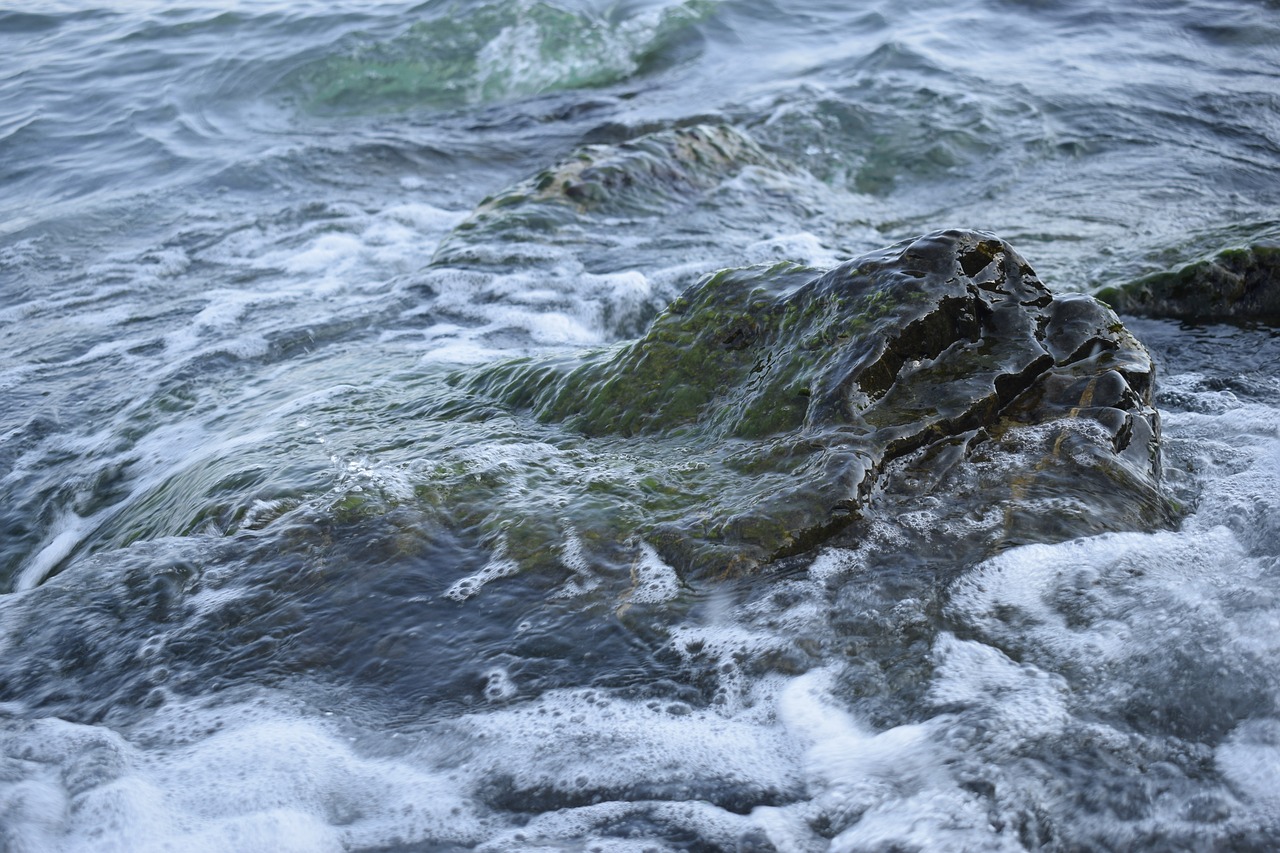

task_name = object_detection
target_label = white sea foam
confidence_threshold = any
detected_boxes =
[806,545,866,581]
[140,247,191,277]
[444,537,521,602]
[0,679,806,851]
[332,454,415,503]
[449,682,802,811]
[554,528,602,597]
[9,375,1257,851]
[1,137,1274,853]
[772,666,1029,852]
[626,542,681,604]
[742,231,845,268]
[60,334,160,367]
[413,261,665,359]
[15,513,96,591]
[669,604,815,711]
[5,0,1280,848]
[481,668,519,703]
[1217,718,1280,812]
[280,231,367,275]
[6,417,1280,853]
[927,632,1072,750]
[0,700,487,853]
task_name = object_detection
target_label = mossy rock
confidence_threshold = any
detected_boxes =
[1096,242,1280,323]
[444,229,1168,579]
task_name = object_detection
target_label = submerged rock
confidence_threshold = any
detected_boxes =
[432,123,814,271]
[448,229,1170,579]
[417,122,856,349]
[1096,241,1280,323]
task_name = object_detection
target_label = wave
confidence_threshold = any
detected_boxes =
[288,0,717,112]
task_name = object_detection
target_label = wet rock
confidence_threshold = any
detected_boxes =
[432,123,812,272]
[454,229,1170,578]
[1095,242,1280,323]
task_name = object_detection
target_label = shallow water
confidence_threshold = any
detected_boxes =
[2,0,1280,850]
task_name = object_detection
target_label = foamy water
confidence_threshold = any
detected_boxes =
[3,378,1278,849]
[2,0,1279,849]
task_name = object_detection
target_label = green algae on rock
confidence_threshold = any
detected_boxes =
[445,229,1169,579]
[1096,241,1280,323]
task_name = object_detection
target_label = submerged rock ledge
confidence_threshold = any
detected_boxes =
[1096,241,1280,323]
[448,228,1171,578]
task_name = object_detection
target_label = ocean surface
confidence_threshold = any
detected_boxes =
[2,0,1280,849]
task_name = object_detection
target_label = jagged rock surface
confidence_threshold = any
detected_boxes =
[453,229,1169,577]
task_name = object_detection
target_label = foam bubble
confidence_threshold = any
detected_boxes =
[482,668,518,703]
[444,538,521,602]
[943,524,1274,720]
[413,261,654,356]
[806,546,865,581]
[475,800,760,852]
[669,613,811,711]
[1180,427,1280,553]
[829,789,1014,853]
[332,454,415,503]
[375,201,467,233]
[140,247,191,277]
[192,199,457,308]
[927,632,1071,750]
[940,397,1280,750]
[60,333,161,366]
[554,528,601,597]
[625,542,681,604]
[3,676,827,850]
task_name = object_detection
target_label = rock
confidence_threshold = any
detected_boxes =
[1095,242,1280,323]
[432,123,811,271]
[419,123,851,344]
[451,229,1169,579]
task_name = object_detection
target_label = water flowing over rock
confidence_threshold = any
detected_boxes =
[418,123,855,348]
[431,123,824,273]
[1096,241,1280,323]
[451,229,1171,578]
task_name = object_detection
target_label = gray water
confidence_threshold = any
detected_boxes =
[2,0,1280,850]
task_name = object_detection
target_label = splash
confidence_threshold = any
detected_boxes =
[292,0,716,111]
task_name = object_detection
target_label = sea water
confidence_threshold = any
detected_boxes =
[2,0,1279,849]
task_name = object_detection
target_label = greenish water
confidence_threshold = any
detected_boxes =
[2,0,1280,849]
